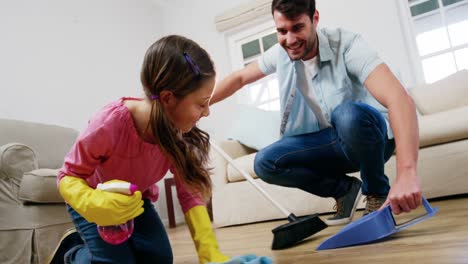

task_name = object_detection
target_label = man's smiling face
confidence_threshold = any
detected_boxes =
[273,10,319,61]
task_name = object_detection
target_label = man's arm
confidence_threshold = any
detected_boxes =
[210,62,266,105]
[364,63,422,215]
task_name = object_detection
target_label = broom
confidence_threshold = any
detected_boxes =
[210,141,327,250]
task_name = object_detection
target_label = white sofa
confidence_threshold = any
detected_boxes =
[0,119,77,264]
[210,69,468,227]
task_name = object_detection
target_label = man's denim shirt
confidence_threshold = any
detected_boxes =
[258,27,393,139]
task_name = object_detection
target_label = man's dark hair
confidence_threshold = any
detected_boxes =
[271,0,316,21]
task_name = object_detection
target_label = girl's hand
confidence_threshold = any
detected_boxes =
[210,254,273,264]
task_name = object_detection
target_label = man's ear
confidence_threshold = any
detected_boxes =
[313,10,319,27]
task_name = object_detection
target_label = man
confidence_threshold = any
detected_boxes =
[210,0,422,225]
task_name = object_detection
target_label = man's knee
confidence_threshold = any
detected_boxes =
[331,102,362,133]
[332,102,388,147]
[333,102,384,135]
[254,149,277,184]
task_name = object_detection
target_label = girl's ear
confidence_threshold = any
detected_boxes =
[159,90,176,108]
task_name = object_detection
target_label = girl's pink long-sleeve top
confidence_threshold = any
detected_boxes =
[58,97,204,213]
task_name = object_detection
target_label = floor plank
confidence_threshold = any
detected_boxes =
[168,197,468,263]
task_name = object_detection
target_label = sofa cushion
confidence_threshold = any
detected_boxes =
[409,69,468,115]
[227,105,281,151]
[0,143,38,184]
[418,106,468,148]
[227,153,259,183]
[18,169,64,204]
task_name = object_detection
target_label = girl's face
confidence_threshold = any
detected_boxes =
[163,77,215,133]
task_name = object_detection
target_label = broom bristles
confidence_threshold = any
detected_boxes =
[271,214,327,250]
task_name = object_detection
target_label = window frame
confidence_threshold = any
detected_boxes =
[397,0,468,83]
[225,17,281,111]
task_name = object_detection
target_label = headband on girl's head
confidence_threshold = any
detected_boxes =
[150,95,159,100]
[183,52,201,78]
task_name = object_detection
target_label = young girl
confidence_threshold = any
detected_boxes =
[49,35,270,264]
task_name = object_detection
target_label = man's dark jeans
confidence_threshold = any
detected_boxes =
[254,102,395,199]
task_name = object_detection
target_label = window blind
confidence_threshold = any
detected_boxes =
[214,0,271,32]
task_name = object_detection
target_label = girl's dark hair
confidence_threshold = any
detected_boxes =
[140,35,215,201]
[271,0,316,21]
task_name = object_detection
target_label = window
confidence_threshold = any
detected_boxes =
[227,19,280,111]
[400,0,468,83]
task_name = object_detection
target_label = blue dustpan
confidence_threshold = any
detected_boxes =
[316,197,438,250]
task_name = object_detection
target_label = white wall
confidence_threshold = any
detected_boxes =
[0,0,163,131]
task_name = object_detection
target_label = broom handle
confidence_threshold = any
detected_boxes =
[210,141,291,217]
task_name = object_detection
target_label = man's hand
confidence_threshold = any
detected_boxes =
[380,170,422,214]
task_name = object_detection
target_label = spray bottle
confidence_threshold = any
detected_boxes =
[96,181,138,245]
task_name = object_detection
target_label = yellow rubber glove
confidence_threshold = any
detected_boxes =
[185,205,230,264]
[59,176,144,226]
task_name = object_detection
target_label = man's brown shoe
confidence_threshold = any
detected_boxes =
[362,194,387,216]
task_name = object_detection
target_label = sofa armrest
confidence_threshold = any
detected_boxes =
[0,143,38,183]
[18,169,64,204]
[209,139,255,187]
[0,143,39,205]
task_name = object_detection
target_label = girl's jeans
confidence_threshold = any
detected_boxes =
[254,102,396,199]
[66,199,173,264]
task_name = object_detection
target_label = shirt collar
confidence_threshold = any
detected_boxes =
[317,28,333,64]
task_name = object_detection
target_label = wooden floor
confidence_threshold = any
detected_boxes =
[168,196,468,264]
